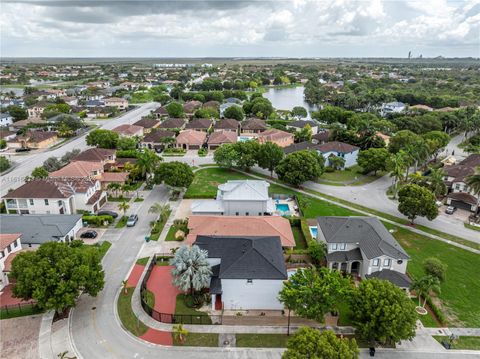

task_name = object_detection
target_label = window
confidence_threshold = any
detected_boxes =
[0,251,4,259]
[246,279,253,284]
[29,199,34,205]
[58,200,63,206]
[44,199,49,205]
[339,243,346,250]
[383,259,391,267]
[372,259,379,266]
[13,240,18,248]
[331,243,338,250]
[235,212,239,216]
[258,212,262,216]
[245,212,249,216]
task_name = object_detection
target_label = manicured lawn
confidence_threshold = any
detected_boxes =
[143,289,155,308]
[96,241,112,259]
[108,196,131,202]
[464,223,480,232]
[136,257,149,266]
[115,216,128,228]
[410,298,439,328]
[291,226,307,249]
[321,165,364,183]
[433,336,480,350]
[165,225,186,242]
[149,212,171,241]
[136,256,171,266]
[0,304,43,319]
[134,197,144,202]
[175,294,212,324]
[386,224,480,328]
[236,333,290,348]
[117,287,148,336]
[184,168,250,198]
[173,333,218,347]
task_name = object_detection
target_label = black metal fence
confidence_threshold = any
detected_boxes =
[0,301,37,316]
[139,254,216,325]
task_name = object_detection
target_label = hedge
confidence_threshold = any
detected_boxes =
[426,295,447,326]
[82,215,114,226]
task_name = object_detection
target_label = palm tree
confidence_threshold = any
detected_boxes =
[465,167,480,212]
[172,324,189,344]
[149,203,171,222]
[136,149,162,179]
[170,246,212,298]
[388,152,406,199]
[411,275,441,308]
[428,167,447,198]
[118,201,130,218]
[121,280,128,294]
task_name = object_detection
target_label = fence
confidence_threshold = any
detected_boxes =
[0,301,37,317]
[139,254,216,325]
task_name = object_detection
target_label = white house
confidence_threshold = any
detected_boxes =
[286,120,319,135]
[194,235,287,311]
[380,102,406,117]
[316,141,360,169]
[0,113,14,126]
[0,214,83,248]
[0,233,22,290]
[315,216,411,289]
[191,180,275,216]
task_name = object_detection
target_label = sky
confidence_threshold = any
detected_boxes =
[1,0,479,58]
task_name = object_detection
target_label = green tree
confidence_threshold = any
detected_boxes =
[43,157,63,172]
[295,124,313,142]
[86,129,119,149]
[327,155,345,170]
[136,149,161,179]
[11,241,104,314]
[357,148,390,175]
[387,151,407,199]
[31,166,49,179]
[411,275,441,308]
[311,106,354,125]
[166,102,184,118]
[170,245,212,298]
[194,107,219,119]
[154,162,194,188]
[117,136,138,151]
[427,167,447,198]
[388,130,423,154]
[283,328,359,359]
[234,141,260,171]
[398,184,438,224]
[213,143,238,169]
[107,182,121,197]
[0,156,11,172]
[465,167,480,205]
[0,139,6,150]
[291,106,307,118]
[350,279,417,346]
[308,241,327,266]
[118,201,130,217]
[6,105,28,121]
[422,131,450,161]
[276,150,325,187]
[172,324,189,344]
[423,257,447,282]
[149,203,171,222]
[279,268,352,322]
[224,105,245,121]
[256,142,284,177]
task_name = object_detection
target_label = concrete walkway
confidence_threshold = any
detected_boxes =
[424,327,480,337]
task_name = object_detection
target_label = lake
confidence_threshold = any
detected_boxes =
[262,85,318,119]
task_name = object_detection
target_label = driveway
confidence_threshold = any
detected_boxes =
[0,315,42,359]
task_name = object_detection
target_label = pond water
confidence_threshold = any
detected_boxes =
[262,86,318,119]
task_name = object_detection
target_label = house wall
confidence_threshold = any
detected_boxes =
[319,150,358,168]
[223,200,267,216]
[4,197,74,215]
[221,279,284,310]
[362,254,408,276]
[32,136,58,149]
[0,237,22,290]
[0,116,13,126]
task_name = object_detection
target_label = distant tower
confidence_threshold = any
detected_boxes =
[408,51,411,59]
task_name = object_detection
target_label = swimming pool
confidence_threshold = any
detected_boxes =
[276,203,290,214]
[237,136,254,142]
[309,226,318,238]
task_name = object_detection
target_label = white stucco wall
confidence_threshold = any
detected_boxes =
[221,279,284,310]
[223,200,268,216]
[4,197,74,215]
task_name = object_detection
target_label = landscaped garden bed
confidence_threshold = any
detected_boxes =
[433,336,480,350]
[165,219,188,242]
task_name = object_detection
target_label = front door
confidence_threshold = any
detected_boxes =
[215,294,222,310]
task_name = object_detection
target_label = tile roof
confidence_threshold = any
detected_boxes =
[447,192,478,205]
[72,148,115,162]
[203,100,220,109]
[0,233,21,252]
[100,172,128,183]
[187,215,295,248]
[50,161,103,178]
[288,120,318,128]
[112,124,143,136]
[241,118,267,131]
[283,141,319,154]
[316,141,359,154]
[133,118,160,128]
[194,235,287,280]
[258,129,294,141]
[18,131,57,143]
[185,118,213,130]
[3,180,75,199]
[214,118,239,130]
[175,130,207,145]
[207,131,237,145]
[317,216,409,260]
[159,118,185,129]
[142,130,176,143]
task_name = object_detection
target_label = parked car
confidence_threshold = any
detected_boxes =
[80,230,98,239]
[445,206,457,215]
[126,214,138,227]
[97,210,118,218]
[15,147,31,152]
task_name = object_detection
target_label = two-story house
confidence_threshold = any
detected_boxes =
[257,129,295,148]
[104,97,128,110]
[0,233,22,290]
[316,141,360,169]
[315,216,411,289]
[191,180,275,216]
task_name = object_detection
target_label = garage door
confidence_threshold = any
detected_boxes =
[189,145,200,150]
[450,200,472,211]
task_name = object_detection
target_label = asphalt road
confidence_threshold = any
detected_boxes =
[0,102,158,196]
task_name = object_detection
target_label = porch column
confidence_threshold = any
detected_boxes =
[211,295,215,311]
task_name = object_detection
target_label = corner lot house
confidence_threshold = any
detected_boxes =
[191,180,275,216]
[257,129,294,148]
[316,141,359,168]
[0,214,83,247]
[104,97,128,110]
[194,235,287,310]
[0,233,22,290]
[315,216,411,289]
[187,215,295,248]
[175,130,207,150]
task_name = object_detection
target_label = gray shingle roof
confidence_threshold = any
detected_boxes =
[326,248,362,262]
[317,216,409,260]
[194,236,287,280]
[366,269,412,288]
[0,214,82,245]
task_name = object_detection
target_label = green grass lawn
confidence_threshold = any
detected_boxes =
[175,294,212,324]
[143,289,155,308]
[117,287,148,336]
[108,196,131,202]
[291,226,308,249]
[464,223,480,232]
[410,298,439,328]
[165,225,186,241]
[134,197,144,202]
[321,165,364,182]
[236,333,290,348]
[115,216,128,228]
[96,241,112,259]
[173,333,218,347]
[0,304,43,319]
[149,213,171,241]
[136,257,149,266]
[386,224,480,328]
[184,168,251,198]
[433,336,480,350]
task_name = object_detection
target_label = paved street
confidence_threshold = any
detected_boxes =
[0,102,158,197]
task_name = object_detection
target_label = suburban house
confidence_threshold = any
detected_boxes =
[3,178,106,214]
[27,102,48,120]
[0,233,22,290]
[444,154,480,213]
[112,124,144,137]
[7,131,58,149]
[0,113,14,126]
[194,235,288,311]
[187,216,295,248]
[315,216,411,289]
[0,214,83,247]
[153,106,168,119]
[140,130,176,151]
[72,148,116,166]
[380,102,406,117]
[241,118,268,134]
[203,100,220,110]
[283,141,320,155]
[191,180,275,216]
[183,101,203,117]
[207,131,237,150]
[214,118,240,134]
[159,118,186,130]
[133,118,160,133]
[185,118,213,132]
[316,141,360,168]
[175,130,207,150]
[104,97,128,110]
[286,120,319,135]
[257,129,295,148]
[220,103,242,118]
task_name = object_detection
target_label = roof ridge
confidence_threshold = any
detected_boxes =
[251,238,286,278]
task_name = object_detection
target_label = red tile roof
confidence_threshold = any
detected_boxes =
[176,130,207,145]
[207,131,237,145]
[0,233,21,252]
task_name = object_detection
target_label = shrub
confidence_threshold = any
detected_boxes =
[325,166,335,173]
[83,215,114,226]
[423,257,447,282]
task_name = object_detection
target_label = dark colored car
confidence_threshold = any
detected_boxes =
[97,210,118,218]
[15,148,31,152]
[126,214,138,227]
[80,230,98,239]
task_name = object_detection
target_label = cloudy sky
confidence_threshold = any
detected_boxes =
[1,0,479,58]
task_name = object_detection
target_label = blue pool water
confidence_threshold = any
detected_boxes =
[238,136,253,142]
[276,203,290,213]
[309,226,318,238]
